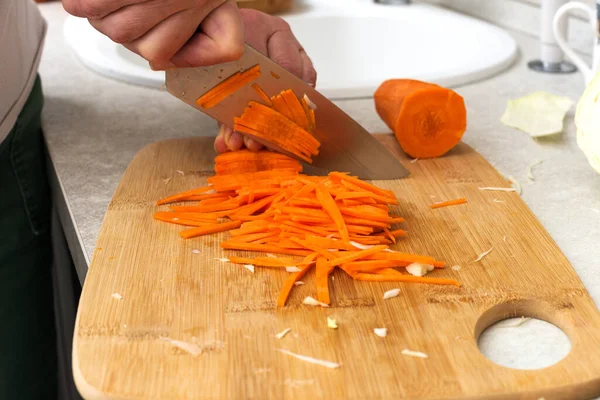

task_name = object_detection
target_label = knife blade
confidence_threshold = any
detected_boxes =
[165,44,410,180]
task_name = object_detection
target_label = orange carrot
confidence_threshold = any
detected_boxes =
[156,186,214,205]
[196,65,261,109]
[277,264,312,307]
[228,256,305,267]
[327,245,387,268]
[429,197,468,209]
[179,220,242,239]
[251,83,272,106]
[154,96,462,307]
[220,241,310,257]
[315,186,350,243]
[315,257,332,305]
[374,79,467,159]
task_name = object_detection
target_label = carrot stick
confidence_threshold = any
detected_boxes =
[373,229,407,238]
[220,241,310,256]
[330,172,395,200]
[196,65,261,108]
[383,227,396,244]
[289,237,339,260]
[228,231,279,243]
[228,256,304,267]
[429,197,468,209]
[251,83,272,106]
[179,220,242,239]
[327,245,387,268]
[277,264,312,307]
[315,186,350,243]
[374,79,467,159]
[316,257,332,305]
[156,186,214,205]
[152,213,214,227]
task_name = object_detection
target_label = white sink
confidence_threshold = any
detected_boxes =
[64,0,517,99]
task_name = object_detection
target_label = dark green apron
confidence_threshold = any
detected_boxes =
[0,76,57,399]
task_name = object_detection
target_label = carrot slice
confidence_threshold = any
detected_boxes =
[277,264,312,307]
[316,257,332,305]
[251,83,272,106]
[220,241,310,256]
[315,186,350,243]
[196,65,261,108]
[156,186,214,205]
[327,245,387,268]
[374,79,467,159]
[228,256,304,267]
[179,220,242,239]
[429,197,468,209]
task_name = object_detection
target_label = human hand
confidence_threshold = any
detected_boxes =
[62,0,245,70]
[214,8,317,154]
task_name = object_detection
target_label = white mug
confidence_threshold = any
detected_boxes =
[553,0,600,84]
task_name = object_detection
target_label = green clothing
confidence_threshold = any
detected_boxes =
[0,76,57,399]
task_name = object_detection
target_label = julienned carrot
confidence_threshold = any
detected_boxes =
[289,237,339,260]
[374,79,467,159]
[373,229,407,238]
[228,256,304,267]
[315,186,350,243]
[220,241,311,257]
[327,245,387,268]
[154,100,459,307]
[277,264,312,307]
[251,83,272,106]
[429,197,468,209]
[156,186,214,205]
[179,220,242,239]
[315,257,331,305]
[196,65,261,109]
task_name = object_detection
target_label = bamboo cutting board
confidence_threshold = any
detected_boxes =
[73,135,600,400]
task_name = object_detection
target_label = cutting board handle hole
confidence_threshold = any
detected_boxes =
[475,301,571,370]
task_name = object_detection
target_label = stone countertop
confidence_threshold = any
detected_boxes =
[38,2,600,374]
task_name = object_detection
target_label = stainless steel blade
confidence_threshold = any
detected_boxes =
[166,44,410,180]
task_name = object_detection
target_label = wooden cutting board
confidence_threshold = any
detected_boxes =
[73,135,600,400]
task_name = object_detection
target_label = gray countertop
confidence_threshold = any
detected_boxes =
[39,2,600,374]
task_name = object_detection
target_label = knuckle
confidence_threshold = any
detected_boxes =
[80,0,106,19]
[273,16,290,31]
[142,49,170,64]
[223,41,244,62]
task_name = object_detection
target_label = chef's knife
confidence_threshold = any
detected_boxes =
[165,44,410,180]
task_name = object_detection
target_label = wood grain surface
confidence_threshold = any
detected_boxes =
[73,135,600,400]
